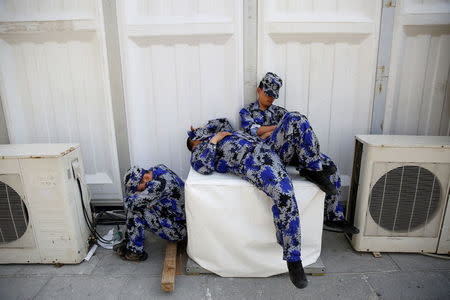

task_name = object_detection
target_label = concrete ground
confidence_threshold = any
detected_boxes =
[1,227,449,300]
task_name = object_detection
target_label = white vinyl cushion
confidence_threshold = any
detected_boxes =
[185,166,325,277]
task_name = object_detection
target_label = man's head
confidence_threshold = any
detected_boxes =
[124,166,146,194]
[186,137,202,152]
[257,72,283,110]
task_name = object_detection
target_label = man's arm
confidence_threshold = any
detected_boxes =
[189,118,233,141]
[240,107,277,139]
[157,164,185,188]
[124,180,163,211]
[239,108,261,136]
[257,106,288,139]
[256,125,276,138]
[207,118,233,133]
[190,132,231,175]
[190,141,217,175]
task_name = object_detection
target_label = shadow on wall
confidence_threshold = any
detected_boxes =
[0,96,10,144]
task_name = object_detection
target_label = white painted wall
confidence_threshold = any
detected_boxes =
[117,0,243,179]
[384,0,450,136]
[0,0,448,199]
[258,0,382,179]
[0,0,122,200]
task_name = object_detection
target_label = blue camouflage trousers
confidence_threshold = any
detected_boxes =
[239,143,302,262]
[125,205,187,254]
[265,112,344,221]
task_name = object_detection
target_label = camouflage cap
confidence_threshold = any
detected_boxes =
[123,166,146,194]
[260,72,283,99]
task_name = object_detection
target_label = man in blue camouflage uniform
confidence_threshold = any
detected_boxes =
[239,72,358,234]
[114,165,186,261]
[187,118,308,289]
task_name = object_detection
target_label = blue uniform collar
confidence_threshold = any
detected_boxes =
[251,100,276,114]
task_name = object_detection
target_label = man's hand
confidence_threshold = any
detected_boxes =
[257,125,276,138]
[210,131,232,144]
[260,130,273,140]
[190,125,204,131]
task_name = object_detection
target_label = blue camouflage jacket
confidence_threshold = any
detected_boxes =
[189,118,260,175]
[239,101,288,136]
[124,164,185,221]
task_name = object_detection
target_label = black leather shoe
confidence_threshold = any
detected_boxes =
[324,219,360,234]
[113,240,127,257]
[124,250,148,262]
[300,169,338,195]
[287,261,308,289]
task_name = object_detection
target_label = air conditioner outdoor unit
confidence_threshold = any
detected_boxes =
[0,144,92,264]
[346,135,450,254]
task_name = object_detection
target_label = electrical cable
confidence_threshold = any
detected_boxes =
[75,175,117,244]
[421,252,450,260]
[95,210,126,225]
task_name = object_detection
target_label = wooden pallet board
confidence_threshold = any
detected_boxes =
[176,240,188,275]
[161,241,178,292]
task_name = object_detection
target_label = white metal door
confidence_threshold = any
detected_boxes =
[383,0,450,136]
[117,0,243,178]
[258,0,382,180]
[0,0,122,200]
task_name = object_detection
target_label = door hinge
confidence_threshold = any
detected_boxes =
[376,65,389,81]
[385,0,396,7]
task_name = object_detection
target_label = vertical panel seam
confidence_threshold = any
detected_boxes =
[173,44,182,172]
[44,42,55,143]
[428,35,444,135]
[441,65,450,135]
[84,45,98,172]
[21,46,33,141]
[197,44,203,119]
[63,42,73,142]
[40,43,52,143]
[284,42,287,108]
[307,44,311,116]
[328,44,336,148]
[417,34,433,135]
[149,46,158,155]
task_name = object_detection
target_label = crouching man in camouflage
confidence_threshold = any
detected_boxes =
[114,165,186,261]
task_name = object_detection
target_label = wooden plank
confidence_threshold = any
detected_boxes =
[161,241,178,292]
[176,240,187,275]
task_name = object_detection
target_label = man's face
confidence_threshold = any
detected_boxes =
[191,140,202,150]
[257,87,275,109]
[137,172,152,192]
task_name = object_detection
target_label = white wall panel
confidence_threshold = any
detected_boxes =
[384,0,450,136]
[118,0,243,178]
[0,0,122,200]
[258,0,381,178]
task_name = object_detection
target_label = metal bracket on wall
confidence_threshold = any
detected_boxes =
[385,0,396,8]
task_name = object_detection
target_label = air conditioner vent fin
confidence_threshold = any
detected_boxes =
[369,166,441,234]
[0,181,29,244]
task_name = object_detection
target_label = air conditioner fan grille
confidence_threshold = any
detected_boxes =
[369,166,441,233]
[0,181,29,243]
